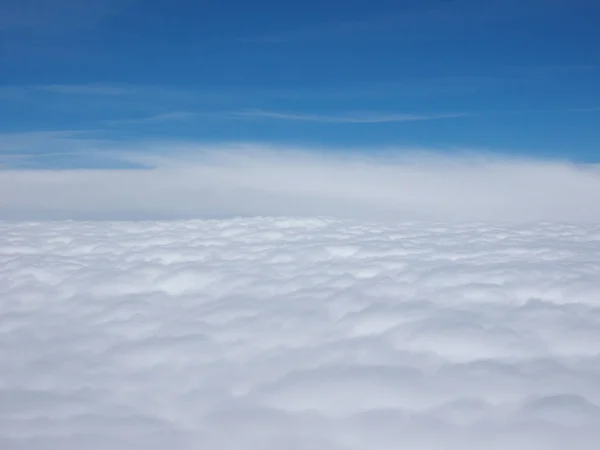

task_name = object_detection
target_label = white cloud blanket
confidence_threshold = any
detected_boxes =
[2,218,600,449]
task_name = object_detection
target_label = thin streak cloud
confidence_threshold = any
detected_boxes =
[232,109,467,123]
[103,111,197,125]
[37,84,135,95]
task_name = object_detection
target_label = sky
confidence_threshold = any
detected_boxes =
[1,0,600,168]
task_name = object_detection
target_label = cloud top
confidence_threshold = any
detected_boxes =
[1,142,599,222]
[2,218,600,449]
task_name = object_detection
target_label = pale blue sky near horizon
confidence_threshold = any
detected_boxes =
[1,0,599,167]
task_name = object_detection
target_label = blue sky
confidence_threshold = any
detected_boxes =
[1,0,599,166]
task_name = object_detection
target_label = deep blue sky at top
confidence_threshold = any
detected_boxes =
[1,0,599,164]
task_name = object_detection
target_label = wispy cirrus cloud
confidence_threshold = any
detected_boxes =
[103,111,197,125]
[231,109,467,123]
[0,79,486,102]
[37,83,135,95]
[0,130,106,153]
[567,106,600,112]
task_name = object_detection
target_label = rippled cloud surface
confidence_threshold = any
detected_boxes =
[2,218,600,449]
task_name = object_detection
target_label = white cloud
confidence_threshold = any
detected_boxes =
[0,130,100,152]
[1,142,599,222]
[232,109,466,123]
[37,84,135,95]
[102,111,197,125]
[1,218,600,449]
[0,131,111,169]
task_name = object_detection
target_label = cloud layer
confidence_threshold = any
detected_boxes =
[1,143,600,221]
[2,218,600,449]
